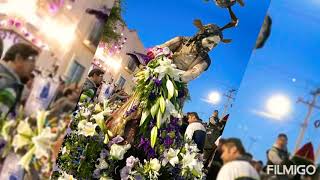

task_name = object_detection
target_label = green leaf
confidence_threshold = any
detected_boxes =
[151,126,158,148]
[166,79,175,100]
[159,96,166,113]
[140,110,150,126]
[150,100,160,118]
[156,109,162,128]
[174,89,178,97]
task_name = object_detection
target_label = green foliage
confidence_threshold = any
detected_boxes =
[101,0,126,43]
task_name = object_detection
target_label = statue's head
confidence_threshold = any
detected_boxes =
[193,19,231,51]
[200,24,223,50]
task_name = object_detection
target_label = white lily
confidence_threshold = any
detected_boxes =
[12,134,32,152]
[77,120,98,137]
[36,111,49,133]
[1,120,15,141]
[12,120,33,151]
[185,143,200,153]
[19,146,36,172]
[80,108,91,118]
[94,104,103,113]
[150,158,161,172]
[58,171,77,180]
[96,157,109,170]
[193,160,204,177]
[161,100,182,125]
[92,112,106,131]
[181,152,197,169]
[61,146,67,155]
[16,120,33,136]
[32,127,56,159]
[110,144,131,160]
[162,148,180,167]
[154,57,184,81]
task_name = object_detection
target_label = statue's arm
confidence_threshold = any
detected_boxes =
[180,59,209,83]
[158,36,184,52]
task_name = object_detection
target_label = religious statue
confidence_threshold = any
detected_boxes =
[106,18,236,143]
[52,2,245,179]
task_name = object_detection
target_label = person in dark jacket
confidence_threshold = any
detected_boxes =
[184,112,206,152]
[206,138,225,179]
[49,88,80,118]
[80,68,104,101]
[204,110,222,163]
[0,43,38,118]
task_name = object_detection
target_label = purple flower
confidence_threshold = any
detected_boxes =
[120,166,131,180]
[52,164,60,172]
[178,90,185,98]
[148,119,156,129]
[93,169,101,178]
[153,78,162,86]
[138,137,150,152]
[108,135,124,147]
[164,136,173,148]
[66,127,72,135]
[135,175,144,180]
[126,156,139,168]
[100,149,109,159]
[149,92,156,101]
[147,148,156,159]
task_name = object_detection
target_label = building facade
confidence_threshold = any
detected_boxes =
[0,0,115,84]
[93,25,146,94]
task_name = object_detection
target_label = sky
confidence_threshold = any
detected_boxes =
[223,0,320,164]
[122,0,271,121]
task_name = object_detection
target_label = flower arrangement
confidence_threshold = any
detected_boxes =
[52,47,204,179]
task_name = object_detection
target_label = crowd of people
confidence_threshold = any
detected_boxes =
[0,39,127,121]
[180,110,319,180]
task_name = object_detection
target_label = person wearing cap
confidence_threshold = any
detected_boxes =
[0,43,38,118]
[184,112,206,152]
[217,138,260,180]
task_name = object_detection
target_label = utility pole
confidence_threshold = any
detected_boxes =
[314,120,320,162]
[316,144,320,163]
[294,88,320,153]
[221,89,237,117]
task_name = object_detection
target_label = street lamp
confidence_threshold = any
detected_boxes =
[266,94,291,119]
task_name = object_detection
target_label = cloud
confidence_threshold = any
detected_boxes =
[251,109,283,121]
[201,98,213,104]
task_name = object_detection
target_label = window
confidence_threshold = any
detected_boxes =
[127,58,137,72]
[117,76,126,88]
[88,20,104,47]
[67,60,85,83]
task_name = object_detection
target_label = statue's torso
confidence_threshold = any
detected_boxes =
[171,39,203,71]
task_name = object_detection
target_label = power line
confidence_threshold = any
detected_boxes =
[294,88,320,154]
[221,88,237,117]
